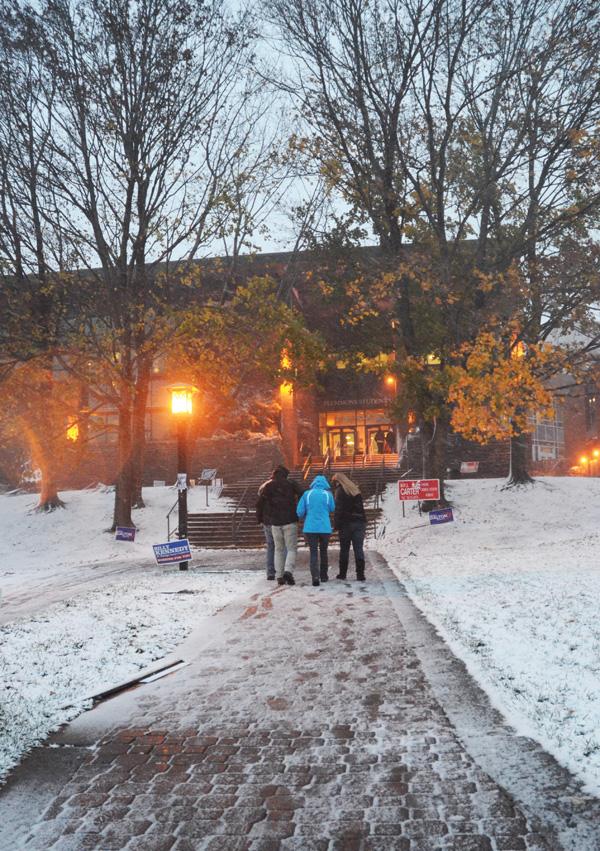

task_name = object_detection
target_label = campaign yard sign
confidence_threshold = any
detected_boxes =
[398,479,440,501]
[429,508,454,525]
[153,539,192,565]
[115,526,136,542]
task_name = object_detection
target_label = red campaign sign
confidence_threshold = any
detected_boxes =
[398,479,440,501]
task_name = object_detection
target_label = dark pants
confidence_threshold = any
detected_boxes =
[338,520,366,578]
[304,533,330,580]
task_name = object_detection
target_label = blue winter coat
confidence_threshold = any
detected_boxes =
[297,475,335,533]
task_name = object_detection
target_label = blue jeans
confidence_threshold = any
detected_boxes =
[263,525,276,578]
[304,533,330,581]
[338,520,366,578]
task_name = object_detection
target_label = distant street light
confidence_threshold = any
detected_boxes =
[66,416,79,442]
[168,383,198,570]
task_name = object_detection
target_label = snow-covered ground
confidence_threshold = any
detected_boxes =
[0,485,257,782]
[377,476,600,795]
[0,483,233,598]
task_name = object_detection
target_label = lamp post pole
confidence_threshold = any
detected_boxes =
[176,415,189,571]
[169,382,197,570]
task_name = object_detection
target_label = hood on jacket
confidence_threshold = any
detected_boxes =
[310,475,331,490]
[272,464,289,479]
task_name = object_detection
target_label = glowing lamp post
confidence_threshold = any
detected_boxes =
[168,383,198,570]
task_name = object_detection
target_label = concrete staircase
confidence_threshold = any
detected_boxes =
[185,456,401,549]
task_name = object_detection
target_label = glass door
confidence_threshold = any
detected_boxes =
[329,428,356,458]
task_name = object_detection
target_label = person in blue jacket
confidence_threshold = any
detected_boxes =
[296,475,335,587]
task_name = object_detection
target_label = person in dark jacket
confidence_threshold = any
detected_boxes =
[297,474,335,586]
[385,429,396,453]
[332,472,366,581]
[257,477,287,580]
[256,465,302,585]
[374,428,386,454]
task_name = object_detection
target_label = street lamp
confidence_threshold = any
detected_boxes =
[168,383,198,570]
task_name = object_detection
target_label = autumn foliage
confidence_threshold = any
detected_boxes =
[448,333,565,443]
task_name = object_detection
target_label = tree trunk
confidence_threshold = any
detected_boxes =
[505,427,534,488]
[32,363,65,511]
[420,413,450,509]
[131,365,150,508]
[37,453,65,511]
[111,399,134,530]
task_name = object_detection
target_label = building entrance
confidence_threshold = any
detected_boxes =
[318,408,397,458]
[327,428,356,457]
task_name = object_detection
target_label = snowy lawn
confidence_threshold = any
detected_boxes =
[377,476,600,795]
[0,485,257,783]
[0,568,258,782]
[0,483,233,597]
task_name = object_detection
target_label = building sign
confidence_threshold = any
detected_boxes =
[460,461,479,474]
[537,445,557,460]
[429,508,454,525]
[115,526,136,541]
[319,398,388,409]
[399,479,440,501]
[153,539,192,565]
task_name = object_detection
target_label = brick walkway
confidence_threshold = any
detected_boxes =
[14,553,581,850]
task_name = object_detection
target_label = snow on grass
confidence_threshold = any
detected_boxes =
[377,476,600,794]
[0,484,233,595]
[0,567,257,782]
[0,485,257,783]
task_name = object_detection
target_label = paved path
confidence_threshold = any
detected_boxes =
[3,551,600,850]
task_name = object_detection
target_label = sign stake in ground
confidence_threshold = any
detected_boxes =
[153,539,192,566]
[399,479,440,502]
[429,507,454,525]
[115,526,136,541]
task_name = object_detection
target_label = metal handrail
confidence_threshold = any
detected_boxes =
[166,499,179,540]
[322,447,331,475]
[232,482,250,544]
[302,452,313,481]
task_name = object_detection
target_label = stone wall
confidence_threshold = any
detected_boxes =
[60,433,286,489]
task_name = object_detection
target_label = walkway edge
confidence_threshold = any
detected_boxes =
[0,574,264,848]
[370,550,600,851]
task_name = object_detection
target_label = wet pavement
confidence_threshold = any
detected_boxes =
[2,551,600,850]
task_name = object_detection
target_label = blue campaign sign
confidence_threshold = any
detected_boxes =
[429,508,454,525]
[153,539,192,564]
[115,526,136,541]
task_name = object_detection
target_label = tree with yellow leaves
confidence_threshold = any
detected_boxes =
[448,333,569,485]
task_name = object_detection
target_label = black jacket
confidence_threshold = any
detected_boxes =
[333,486,366,530]
[256,471,303,526]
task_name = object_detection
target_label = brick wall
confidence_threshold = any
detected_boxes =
[60,433,286,489]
